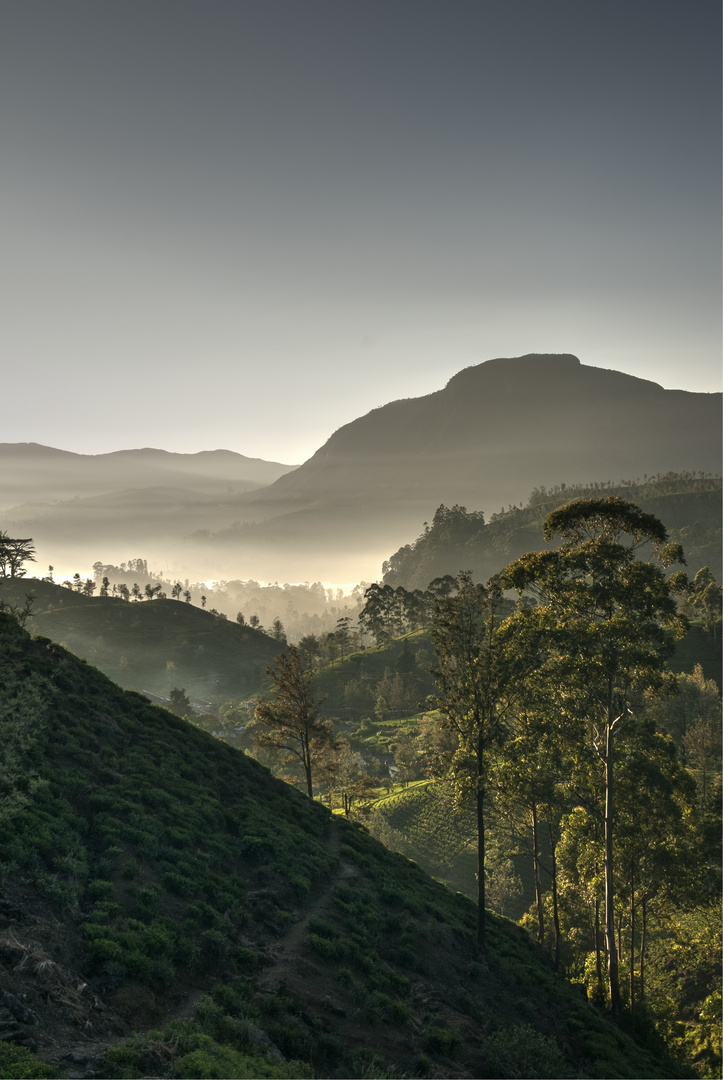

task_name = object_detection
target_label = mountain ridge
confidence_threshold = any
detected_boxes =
[4,354,721,582]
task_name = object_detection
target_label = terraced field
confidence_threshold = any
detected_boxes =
[367,781,478,898]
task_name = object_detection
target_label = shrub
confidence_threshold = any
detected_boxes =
[481,1025,569,1079]
[423,1024,463,1055]
[0,1044,62,1079]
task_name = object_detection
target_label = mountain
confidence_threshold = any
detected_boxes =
[195,354,722,580]
[0,444,295,509]
[0,445,295,578]
[0,610,691,1079]
[4,355,721,583]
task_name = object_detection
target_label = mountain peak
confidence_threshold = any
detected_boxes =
[447,352,582,389]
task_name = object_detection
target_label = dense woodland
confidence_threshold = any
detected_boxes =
[0,473,720,1079]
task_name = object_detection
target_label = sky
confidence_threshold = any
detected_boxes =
[2,0,720,465]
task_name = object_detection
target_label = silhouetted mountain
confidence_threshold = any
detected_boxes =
[197,354,721,579]
[0,444,294,509]
[4,356,720,583]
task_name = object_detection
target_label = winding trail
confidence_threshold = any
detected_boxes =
[256,814,354,992]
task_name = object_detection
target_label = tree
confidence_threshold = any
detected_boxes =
[0,534,36,578]
[254,646,338,799]
[0,592,35,629]
[491,697,571,961]
[505,497,687,1021]
[168,687,194,716]
[335,616,352,660]
[328,740,376,816]
[430,571,534,949]
[689,566,721,641]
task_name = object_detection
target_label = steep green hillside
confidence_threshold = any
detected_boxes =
[0,612,693,1079]
[0,578,277,703]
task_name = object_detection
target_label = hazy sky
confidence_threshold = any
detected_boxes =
[2,0,720,464]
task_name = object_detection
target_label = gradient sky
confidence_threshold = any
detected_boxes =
[2,0,720,464]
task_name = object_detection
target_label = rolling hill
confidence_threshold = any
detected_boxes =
[0,578,279,706]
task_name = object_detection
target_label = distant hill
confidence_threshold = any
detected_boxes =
[0,610,690,1079]
[381,473,722,588]
[0,578,278,705]
[0,443,295,509]
[196,354,722,580]
[0,444,295,577]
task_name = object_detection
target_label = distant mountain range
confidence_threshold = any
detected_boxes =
[4,355,721,582]
[0,444,295,509]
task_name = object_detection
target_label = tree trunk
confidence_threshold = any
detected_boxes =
[303,742,314,798]
[629,862,635,1027]
[477,781,486,951]
[639,895,647,1004]
[549,825,561,973]
[532,803,544,943]
[594,880,602,999]
[604,714,622,1021]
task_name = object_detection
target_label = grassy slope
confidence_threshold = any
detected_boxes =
[0,578,278,703]
[0,611,692,1079]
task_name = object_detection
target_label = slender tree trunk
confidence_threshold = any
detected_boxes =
[477,781,486,951]
[594,878,602,998]
[532,803,544,943]
[477,727,486,950]
[629,862,635,1027]
[549,824,561,972]
[639,895,647,1004]
[604,710,622,1021]
[303,734,314,798]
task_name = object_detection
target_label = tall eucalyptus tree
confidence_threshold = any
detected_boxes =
[505,497,687,1020]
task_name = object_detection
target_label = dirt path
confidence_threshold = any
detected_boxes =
[256,814,353,993]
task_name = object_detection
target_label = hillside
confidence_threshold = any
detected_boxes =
[381,474,722,590]
[0,611,693,1079]
[0,579,278,706]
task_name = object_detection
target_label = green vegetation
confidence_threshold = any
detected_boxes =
[0,608,699,1078]
[0,577,278,702]
[0,482,719,1077]
[382,473,721,590]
